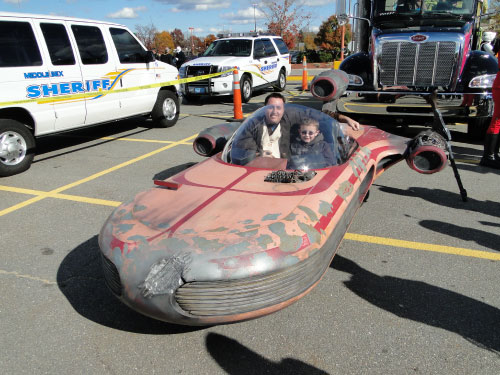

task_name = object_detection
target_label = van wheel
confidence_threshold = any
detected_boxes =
[152,90,179,128]
[240,75,252,103]
[0,119,35,177]
[274,69,286,92]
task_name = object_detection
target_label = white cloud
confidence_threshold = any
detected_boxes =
[310,25,320,33]
[107,6,146,19]
[305,0,330,6]
[220,7,266,25]
[155,0,230,12]
[3,0,28,3]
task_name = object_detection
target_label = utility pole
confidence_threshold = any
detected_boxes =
[189,27,194,55]
[340,25,345,60]
[253,4,257,32]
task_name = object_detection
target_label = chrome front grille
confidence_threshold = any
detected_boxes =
[379,41,456,87]
[186,65,216,86]
[175,245,335,317]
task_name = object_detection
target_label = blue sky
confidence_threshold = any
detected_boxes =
[1,0,335,37]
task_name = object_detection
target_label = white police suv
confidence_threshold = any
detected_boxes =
[0,12,180,177]
[179,33,291,103]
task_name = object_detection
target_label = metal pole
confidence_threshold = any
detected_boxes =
[253,4,257,32]
[189,27,194,55]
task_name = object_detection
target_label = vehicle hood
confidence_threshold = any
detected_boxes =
[183,56,252,68]
[98,156,350,281]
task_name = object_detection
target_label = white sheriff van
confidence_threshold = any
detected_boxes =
[0,12,180,177]
[179,33,291,103]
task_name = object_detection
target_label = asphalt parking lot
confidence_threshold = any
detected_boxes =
[1,82,499,375]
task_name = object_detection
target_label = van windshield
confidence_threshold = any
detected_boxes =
[202,39,252,57]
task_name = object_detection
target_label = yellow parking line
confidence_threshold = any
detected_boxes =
[0,269,56,285]
[455,158,479,165]
[100,136,192,145]
[0,133,198,217]
[344,233,500,261]
[2,230,497,288]
[0,185,121,207]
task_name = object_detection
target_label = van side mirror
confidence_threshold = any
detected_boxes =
[145,50,155,63]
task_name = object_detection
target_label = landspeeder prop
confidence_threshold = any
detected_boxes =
[98,78,450,326]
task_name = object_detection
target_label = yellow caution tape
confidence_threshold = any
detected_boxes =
[0,67,294,108]
[0,68,235,107]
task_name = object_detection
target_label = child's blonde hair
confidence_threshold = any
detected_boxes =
[300,118,319,130]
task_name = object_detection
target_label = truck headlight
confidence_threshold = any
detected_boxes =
[469,74,496,89]
[348,74,364,86]
[218,66,234,78]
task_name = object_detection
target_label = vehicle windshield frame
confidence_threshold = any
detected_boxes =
[373,0,475,22]
[221,104,358,171]
[202,39,252,57]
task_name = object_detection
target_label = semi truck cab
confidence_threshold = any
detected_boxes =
[335,0,498,137]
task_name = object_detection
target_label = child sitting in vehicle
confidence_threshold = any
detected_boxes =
[288,118,336,170]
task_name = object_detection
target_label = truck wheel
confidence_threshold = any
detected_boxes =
[152,90,179,128]
[274,69,286,92]
[0,119,35,177]
[240,75,252,103]
[467,117,489,140]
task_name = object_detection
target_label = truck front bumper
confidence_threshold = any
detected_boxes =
[336,92,492,126]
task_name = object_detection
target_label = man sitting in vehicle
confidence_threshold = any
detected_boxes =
[288,118,335,170]
[231,93,291,165]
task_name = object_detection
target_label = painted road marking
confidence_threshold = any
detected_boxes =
[1,232,498,287]
[0,185,121,207]
[0,133,198,217]
[0,270,56,285]
[0,178,497,262]
[100,136,193,145]
[344,233,500,261]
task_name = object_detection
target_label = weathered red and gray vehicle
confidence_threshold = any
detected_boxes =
[98,103,448,326]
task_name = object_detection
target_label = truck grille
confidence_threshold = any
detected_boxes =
[379,41,456,87]
[175,245,334,317]
[186,65,217,86]
[101,254,122,297]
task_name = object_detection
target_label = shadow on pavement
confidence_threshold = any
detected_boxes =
[57,235,202,334]
[331,255,500,354]
[419,219,500,251]
[34,117,155,162]
[375,185,500,220]
[206,332,329,375]
[153,162,197,181]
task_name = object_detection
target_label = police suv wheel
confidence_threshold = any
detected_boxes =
[152,90,179,128]
[274,69,286,92]
[0,119,35,177]
[240,75,252,103]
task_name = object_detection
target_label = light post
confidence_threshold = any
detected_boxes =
[189,27,194,55]
[252,3,257,32]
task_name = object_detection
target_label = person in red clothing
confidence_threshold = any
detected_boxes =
[480,39,500,169]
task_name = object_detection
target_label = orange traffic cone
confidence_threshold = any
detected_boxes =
[233,67,243,120]
[301,56,308,91]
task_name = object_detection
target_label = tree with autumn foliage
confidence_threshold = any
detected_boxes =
[262,0,311,49]
[204,34,217,49]
[170,28,186,49]
[488,0,500,33]
[154,31,175,53]
[135,23,158,50]
[300,31,317,50]
[314,15,351,56]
